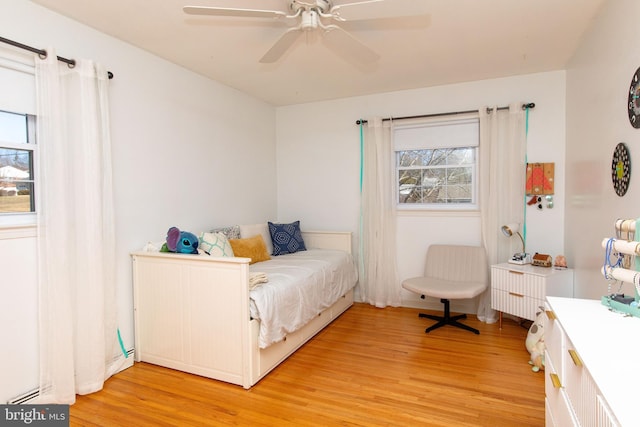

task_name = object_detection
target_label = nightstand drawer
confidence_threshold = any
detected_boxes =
[491,266,546,299]
[491,289,542,321]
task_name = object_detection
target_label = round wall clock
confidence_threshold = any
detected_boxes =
[629,67,640,128]
[612,142,631,196]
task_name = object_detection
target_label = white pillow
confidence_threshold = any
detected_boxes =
[198,232,234,257]
[210,225,241,240]
[239,223,273,255]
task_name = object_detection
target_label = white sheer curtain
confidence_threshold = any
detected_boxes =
[477,104,527,322]
[359,117,401,307]
[35,49,124,403]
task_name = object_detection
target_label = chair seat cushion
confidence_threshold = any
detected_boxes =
[402,276,487,300]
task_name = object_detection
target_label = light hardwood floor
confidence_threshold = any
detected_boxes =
[70,303,544,426]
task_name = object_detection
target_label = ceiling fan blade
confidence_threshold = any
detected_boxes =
[331,0,429,21]
[323,25,379,64]
[183,6,287,19]
[259,28,303,63]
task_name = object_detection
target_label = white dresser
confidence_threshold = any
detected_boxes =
[545,296,638,426]
[491,263,573,327]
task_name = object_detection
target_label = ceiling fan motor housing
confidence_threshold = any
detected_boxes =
[301,10,319,30]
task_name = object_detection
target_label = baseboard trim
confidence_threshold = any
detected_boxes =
[6,349,134,404]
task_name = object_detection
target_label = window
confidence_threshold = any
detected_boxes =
[394,115,479,209]
[0,109,36,214]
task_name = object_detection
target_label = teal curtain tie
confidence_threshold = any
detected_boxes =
[523,106,530,246]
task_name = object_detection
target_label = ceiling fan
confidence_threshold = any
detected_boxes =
[183,0,428,64]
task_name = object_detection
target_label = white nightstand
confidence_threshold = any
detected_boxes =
[490,263,573,328]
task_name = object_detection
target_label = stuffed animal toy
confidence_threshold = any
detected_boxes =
[529,340,545,373]
[525,307,545,372]
[160,226,199,254]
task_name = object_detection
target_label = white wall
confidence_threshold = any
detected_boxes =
[0,231,38,403]
[0,1,276,403]
[276,71,568,312]
[565,0,639,299]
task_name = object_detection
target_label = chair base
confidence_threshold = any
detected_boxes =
[418,298,480,335]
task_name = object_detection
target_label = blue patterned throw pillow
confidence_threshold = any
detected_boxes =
[268,221,306,256]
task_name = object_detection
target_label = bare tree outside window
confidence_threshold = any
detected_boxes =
[397,147,476,205]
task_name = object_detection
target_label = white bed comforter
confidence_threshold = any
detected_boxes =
[249,249,358,349]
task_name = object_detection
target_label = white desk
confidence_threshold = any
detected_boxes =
[545,296,636,426]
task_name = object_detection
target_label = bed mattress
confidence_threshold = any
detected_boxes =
[249,249,357,348]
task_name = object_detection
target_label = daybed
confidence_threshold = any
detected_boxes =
[131,230,357,389]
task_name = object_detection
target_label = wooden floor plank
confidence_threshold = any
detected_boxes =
[70,303,544,426]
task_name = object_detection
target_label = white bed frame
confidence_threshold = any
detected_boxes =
[131,231,354,389]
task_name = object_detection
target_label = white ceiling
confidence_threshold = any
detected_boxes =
[30,0,606,106]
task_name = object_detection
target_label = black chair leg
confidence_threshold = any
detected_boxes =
[418,298,480,334]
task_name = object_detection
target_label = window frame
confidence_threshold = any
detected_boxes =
[393,114,479,212]
[0,110,37,227]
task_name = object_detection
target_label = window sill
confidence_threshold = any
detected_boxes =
[0,224,35,239]
[0,214,36,239]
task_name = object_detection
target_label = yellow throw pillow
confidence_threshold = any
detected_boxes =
[229,234,271,264]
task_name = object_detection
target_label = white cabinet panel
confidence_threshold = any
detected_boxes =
[545,297,626,427]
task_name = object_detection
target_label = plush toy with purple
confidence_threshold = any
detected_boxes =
[160,226,199,254]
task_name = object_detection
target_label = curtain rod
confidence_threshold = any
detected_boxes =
[355,102,535,125]
[0,35,113,80]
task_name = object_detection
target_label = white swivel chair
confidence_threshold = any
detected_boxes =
[402,244,489,335]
